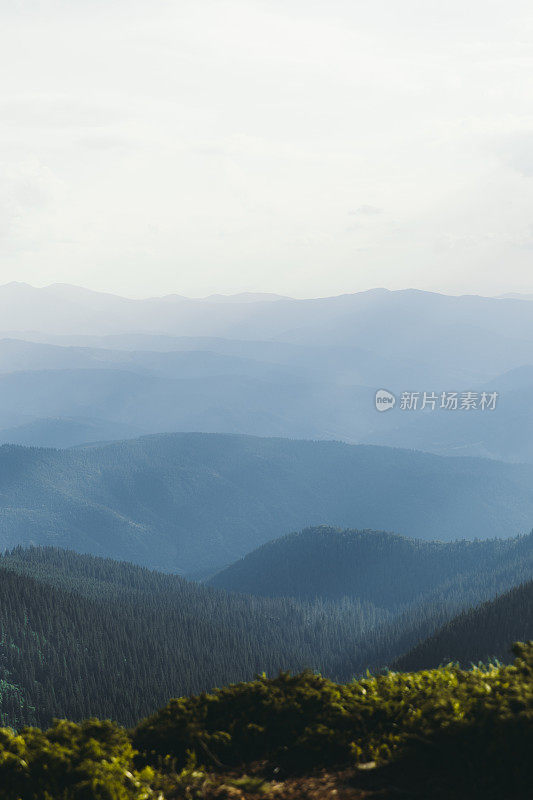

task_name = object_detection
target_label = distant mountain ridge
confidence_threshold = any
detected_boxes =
[0,417,143,449]
[0,433,532,573]
[0,285,531,459]
[0,342,530,459]
[2,284,533,361]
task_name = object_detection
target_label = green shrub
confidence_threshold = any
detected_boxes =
[133,642,533,783]
[0,718,155,800]
[384,641,533,799]
[0,643,530,798]
[132,670,361,772]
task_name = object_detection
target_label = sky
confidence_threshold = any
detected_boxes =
[1,0,533,298]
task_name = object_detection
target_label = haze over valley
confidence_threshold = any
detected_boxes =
[0,283,532,462]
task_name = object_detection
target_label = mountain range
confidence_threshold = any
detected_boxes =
[0,284,531,460]
[0,281,530,739]
[2,284,533,363]
[0,433,532,573]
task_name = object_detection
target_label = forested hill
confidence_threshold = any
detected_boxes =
[0,546,388,729]
[395,580,533,670]
[208,526,533,610]
[0,544,530,735]
[0,433,533,572]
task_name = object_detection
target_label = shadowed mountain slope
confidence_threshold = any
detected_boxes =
[395,580,533,669]
[208,526,533,609]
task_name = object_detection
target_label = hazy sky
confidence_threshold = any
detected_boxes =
[2,0,533,298]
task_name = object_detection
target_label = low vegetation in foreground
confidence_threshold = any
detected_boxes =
[0,642,531,800]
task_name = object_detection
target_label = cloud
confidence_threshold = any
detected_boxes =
[0,160,65,253]
[1,0,533,296]
[348,206,383,216]
[498,133,533,178]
